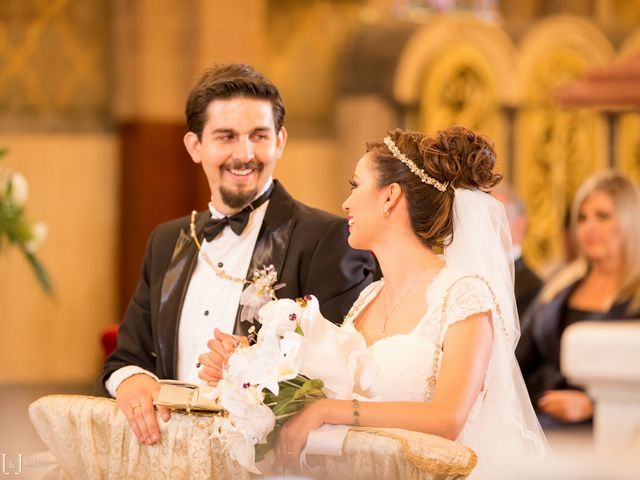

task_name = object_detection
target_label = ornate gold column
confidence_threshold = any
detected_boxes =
[616,29,640,182]
[393,15,518,178]
[517,16,613,273]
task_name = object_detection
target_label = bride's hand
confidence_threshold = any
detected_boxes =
[538,389,593,423]
[275,399,329,470]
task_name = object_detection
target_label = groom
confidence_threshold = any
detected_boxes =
[95,64,376,445]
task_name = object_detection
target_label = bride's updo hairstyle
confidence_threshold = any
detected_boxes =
[368,125,501,249]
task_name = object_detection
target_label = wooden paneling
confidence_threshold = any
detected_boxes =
[0,133,118,383]
[118,122,210,315]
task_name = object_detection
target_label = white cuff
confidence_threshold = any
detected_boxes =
[105,366,160,398]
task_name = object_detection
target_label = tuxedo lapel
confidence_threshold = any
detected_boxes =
[157,212,207,378]
[233,181,296,336]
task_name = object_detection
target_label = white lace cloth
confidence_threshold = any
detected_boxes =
[29,395,477,480]
[342,264,500,475]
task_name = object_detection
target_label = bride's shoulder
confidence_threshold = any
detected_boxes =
[430,265,495,329]
[435,263,492,302]
[431,263,474,288]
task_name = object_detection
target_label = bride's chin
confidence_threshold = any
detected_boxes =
[347,234,367,251]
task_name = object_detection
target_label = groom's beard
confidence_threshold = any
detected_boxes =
[220,185,258,210]
[218,161,264,210]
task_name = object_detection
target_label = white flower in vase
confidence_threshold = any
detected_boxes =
[25,221,48,253]
[7,172,29,206]
[0,150,52,293]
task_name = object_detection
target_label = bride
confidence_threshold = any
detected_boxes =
[201,125,547,477]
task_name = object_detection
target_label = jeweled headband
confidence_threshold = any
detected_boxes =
[383,136,448,192]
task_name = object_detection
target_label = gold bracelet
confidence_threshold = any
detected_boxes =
[352,398,360,426]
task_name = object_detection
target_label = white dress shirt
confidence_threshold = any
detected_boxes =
[105,179,272,396]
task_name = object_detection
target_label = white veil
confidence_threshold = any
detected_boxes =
[444,189,548,476]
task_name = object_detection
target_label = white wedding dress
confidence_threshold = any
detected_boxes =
[341,262,547,478]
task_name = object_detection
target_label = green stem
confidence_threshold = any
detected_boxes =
[282,379,303,389]
[275,412,298,420]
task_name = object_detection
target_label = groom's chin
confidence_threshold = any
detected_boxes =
[220,186,257,210]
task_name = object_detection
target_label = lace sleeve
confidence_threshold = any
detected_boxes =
[441,276,493,340]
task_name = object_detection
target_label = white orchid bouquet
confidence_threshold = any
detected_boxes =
[0,148,52,293]
[208,294,376,474]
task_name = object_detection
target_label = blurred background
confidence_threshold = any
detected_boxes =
[1,0,639,461]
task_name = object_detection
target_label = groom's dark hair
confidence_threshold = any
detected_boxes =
[185,63,285,140]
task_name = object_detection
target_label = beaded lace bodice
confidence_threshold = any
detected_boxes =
[341,264,494,441]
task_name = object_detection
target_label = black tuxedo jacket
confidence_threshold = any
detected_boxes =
[95,181,376,396]
[514,256,542,320]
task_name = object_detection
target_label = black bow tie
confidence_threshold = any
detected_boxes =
[202,183,274,242]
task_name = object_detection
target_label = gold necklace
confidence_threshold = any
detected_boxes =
[190,210,252,285]
[381,270,427,334]
[189,211,280,324]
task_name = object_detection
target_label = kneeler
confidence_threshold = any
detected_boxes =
[29,395,477,480]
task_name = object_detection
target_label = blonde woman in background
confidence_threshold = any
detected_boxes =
[517,170,640,424]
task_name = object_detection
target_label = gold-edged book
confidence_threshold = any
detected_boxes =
[153,380,223,413]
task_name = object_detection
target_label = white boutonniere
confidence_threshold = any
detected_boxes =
[239,264,285,324]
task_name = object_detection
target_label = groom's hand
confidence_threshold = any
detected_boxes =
[198,328,248,386]
[115,373,170,444]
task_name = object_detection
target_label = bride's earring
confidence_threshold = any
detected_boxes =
[383,187,396,218]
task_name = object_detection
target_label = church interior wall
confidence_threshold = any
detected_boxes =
[1,0,639,382]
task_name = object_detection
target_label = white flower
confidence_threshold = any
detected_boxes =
[25,222,48,253]
[217,376,263,417]
[257,298,302,341]
[295,295,377,399]
[210,416,261,474]
[278,331,302,381]
[227,431,260,474]
[227,344,280,395]
[8,172,28,205]
[211,382,275,474]
[210,294,379,475]
[234,402,276,444]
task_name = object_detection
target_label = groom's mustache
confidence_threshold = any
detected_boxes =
[221,161,264,173]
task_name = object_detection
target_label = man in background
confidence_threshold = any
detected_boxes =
[493,184,543,320]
